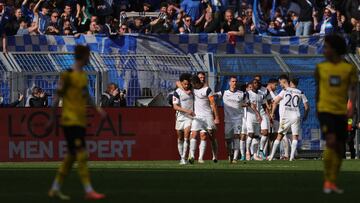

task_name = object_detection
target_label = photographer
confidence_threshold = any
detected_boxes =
[0,93,24,107]
[26,87,48,107]
[100,83,127,107]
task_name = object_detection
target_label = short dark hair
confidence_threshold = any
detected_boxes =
[278,74,289,81]
[197,71,206,76]
[254,74,262,80]
[179,73,192,82]
[18,17,27,24]
[290,78,299,86]
[74,45,90,61]
[325,34,347,56]
[229,76,237,80]
[191,75,201,85]
[268,78,278,84]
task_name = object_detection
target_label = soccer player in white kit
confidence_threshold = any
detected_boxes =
[172,73,195,165]
[197,71,220,163]
[189,75,220,164]
[268,75,310,161]
[222,76,248,163]
[246,79,264,161]
[240,83,252,161]
[254,76,276,160]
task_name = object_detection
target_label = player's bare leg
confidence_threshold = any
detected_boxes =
[198,132,207,163]
[176,130,186,165]
[189,131,198,164]
[290,135,299,161]
[240,134,247,161]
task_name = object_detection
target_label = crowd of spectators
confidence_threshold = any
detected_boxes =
[0,0,359,51]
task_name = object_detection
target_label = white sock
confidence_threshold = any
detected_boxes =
[177,139,184,159]
[51,180,60,191]
[211,139,218,160]
[199,140,206,160]
[246,137,252,154]
[250,138,259,155]
[290,140,298,160]
[182,139,189,159]
[260,136,267,151]
[269,140,280,159]
[283,136,289,158]
[84,184,94,193]
[233,139,240,160]
[240,140,245,157]
[189,138,197,158]
[263,140,269,155]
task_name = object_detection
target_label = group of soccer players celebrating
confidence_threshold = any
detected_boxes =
[173,72,310,164]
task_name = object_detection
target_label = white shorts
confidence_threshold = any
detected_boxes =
[241,117,247,134]
[225,119,242,139]
[261,114,270,131]
[246,114,260,134]
[278,117,301,135]
[191,116,216,132]
[175,118,192,131]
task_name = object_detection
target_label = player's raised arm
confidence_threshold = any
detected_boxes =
[209,94,219,124]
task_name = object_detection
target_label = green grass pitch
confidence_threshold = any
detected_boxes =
[0,160,359,203]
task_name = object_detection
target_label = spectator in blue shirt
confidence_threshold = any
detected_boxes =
[180,0,201,21]
[313,6,337,35]
[33,0,50,34]
[21,0,35,24]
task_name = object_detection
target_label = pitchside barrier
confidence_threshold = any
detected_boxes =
[0,108,226,162]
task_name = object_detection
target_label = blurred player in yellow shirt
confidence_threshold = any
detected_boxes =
[315,35,358,194]
[48,45,106,200]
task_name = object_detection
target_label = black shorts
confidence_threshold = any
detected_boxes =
[317,113,347,141]
[62,126,86,155]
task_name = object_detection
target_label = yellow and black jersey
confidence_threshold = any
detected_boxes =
[316,61,358,115]
[58,70,88,127]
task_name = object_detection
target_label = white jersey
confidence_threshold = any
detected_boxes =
[193,86,214,118]
[277,87,308,118]
[247,90,266,116]
[222,89,247,122]
[259,86,273,101]
[173,88,194,121]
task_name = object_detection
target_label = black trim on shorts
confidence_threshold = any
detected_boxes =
[317,112,347,141]
[62,126,86,155]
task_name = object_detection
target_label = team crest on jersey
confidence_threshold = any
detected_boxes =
[329,76,341,86]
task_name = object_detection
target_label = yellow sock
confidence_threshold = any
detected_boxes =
[52,154,75,190]
[76,150,93,192]
[323,148,340,183]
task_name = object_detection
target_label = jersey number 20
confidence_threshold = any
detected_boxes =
[285,94,300,108]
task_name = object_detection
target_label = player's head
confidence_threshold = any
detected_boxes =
[246,82,253,91]
[228,76,237,90]
[254,75,262,83]
[197,72,206,84]
[252,79,260,90]
[179,73,192,91]
[324,34,347,62]
[278,74,289,89]
[107,83,118,94]
[191,75,203,89]
[290,78,299,88]
[267,78,278,91]
[74,45,90,67]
